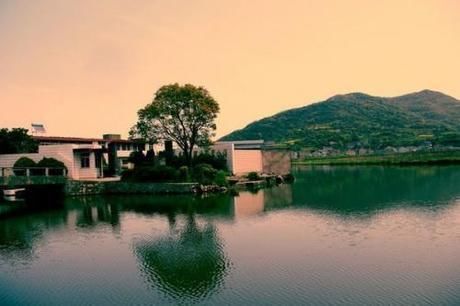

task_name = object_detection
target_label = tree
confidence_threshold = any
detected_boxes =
[0,128,38,154]
[130,84,219,165]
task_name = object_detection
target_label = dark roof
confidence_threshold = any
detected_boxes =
[33,136,104,143]
[33,136,144,144]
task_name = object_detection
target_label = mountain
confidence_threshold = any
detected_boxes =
[220,90,460,150]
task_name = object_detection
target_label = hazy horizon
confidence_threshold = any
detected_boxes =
[1,0,460,139]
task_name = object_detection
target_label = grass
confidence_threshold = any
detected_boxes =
[293,150,460,165]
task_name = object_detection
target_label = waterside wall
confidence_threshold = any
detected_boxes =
[65,180,198,196]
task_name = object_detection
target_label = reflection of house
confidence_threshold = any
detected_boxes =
[211,140,291,175]
[0,144,105,180]
[232,192,265,217]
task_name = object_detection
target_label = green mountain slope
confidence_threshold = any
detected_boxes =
[220,90,460,150]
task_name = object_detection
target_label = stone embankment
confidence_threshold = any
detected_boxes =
[65,173,294,196]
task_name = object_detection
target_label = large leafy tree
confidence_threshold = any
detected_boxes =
[0,128,38,154]
[130,84,219,164]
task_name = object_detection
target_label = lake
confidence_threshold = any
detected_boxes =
[1,165,460,305]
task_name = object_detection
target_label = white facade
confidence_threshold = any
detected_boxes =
[210,140,264,175]
[0,144,104,180]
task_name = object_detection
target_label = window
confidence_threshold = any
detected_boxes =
[80,153,90,168]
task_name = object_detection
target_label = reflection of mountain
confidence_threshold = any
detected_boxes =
[291,165,460,215]
[134,216,229,302]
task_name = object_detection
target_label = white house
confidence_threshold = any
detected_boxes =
[0,144,105,180]
[33,134,148,173]
[203,140,291,175]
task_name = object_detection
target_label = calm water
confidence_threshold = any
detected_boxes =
[1,166,460,305]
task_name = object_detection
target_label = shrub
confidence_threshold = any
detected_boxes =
[13,157,36,176]
[123,165,178,182]
[191,163,217,185]
[168,151,228,171]
[193,151,228,171]
[247,171,260,181]
[37,157,67,175]
[178,166,190,181]
[145,149,155,163]
[128,151,146,166]
[121,169,135,181]
[14,157,36,168]
[214,170,228,187]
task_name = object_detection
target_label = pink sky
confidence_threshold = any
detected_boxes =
[1,0,460,139]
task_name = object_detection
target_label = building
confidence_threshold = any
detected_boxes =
[0,143,104,180]
[210,140,291,175]
[33,134,148,173]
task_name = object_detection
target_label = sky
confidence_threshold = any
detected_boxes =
[1,0,460,139]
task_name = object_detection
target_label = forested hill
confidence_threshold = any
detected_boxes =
[220,90,460,150]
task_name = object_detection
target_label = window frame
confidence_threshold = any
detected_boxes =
[80,152,91,168]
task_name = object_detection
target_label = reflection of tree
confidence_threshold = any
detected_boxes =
[134,215,229,302]
[0,207,66,262]
[115,193,234,220]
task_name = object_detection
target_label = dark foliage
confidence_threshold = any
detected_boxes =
[37,157,67,175]
[128,151,146,166]
[191,163,218,185]
[169,151,228,171]
[13,157,37,176]
[0,128,38,154]
[122,165,178,182]
[130,83,220,165]
[246,172,261,181]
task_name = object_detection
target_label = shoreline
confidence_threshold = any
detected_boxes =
[293,150,460,166]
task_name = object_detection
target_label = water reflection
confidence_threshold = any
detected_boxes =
[0,165,459,304]
[134,215,229,302]
[72,198,120,229]
[0,207,67,263]
[291,165,460,215]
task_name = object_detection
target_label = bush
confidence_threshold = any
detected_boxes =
[128,151,146,166]
[122,165,178,182]
[145,150,155,163]
[178,166,190,181]
[121,169,135,181]
[191,163,217,185]
[193,151,228,171]
[14,157,36,168]
[214,170,228,187]
[37,157,67,175]
[247,171,260,181]
[13,157,36,176]
[168,151,228,171]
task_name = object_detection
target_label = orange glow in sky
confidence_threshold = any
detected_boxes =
[1,0,459,138]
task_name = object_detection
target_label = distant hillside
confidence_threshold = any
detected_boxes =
[220,90,460,150]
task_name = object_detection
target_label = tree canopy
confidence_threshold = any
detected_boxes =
[0,128,38,154]
[130,84,219,163]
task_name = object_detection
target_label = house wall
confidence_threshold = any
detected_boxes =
[232,149,263,175]
[73,151,98,179]
[0,144,101,180]
[262,150,292,175]
[0,153,44,169]
[38,145,76,178]
[211,142,234,172]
